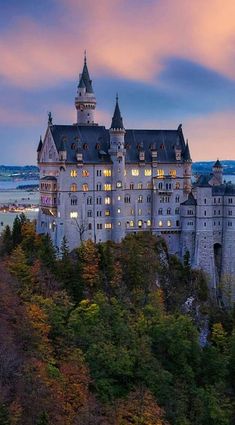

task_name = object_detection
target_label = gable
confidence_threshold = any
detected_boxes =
[39,128,59,163]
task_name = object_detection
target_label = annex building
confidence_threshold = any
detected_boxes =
[37,57,235,299]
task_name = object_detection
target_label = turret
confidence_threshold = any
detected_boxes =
[183,140,192,193]
[212,159,223,185]
[75,54,96,125]
[109,95,126,154]
[175,126,182,161]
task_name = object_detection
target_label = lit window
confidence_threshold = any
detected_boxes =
[105,196,111,205]
[137,182,143,189]
[159,220,163,227]
[130,208,134,215]
[124,169,127,176]
[175,182,180,189]
[105,210,110,216]
[116,181,122,188]
[138,195,143,203]
[138,208,142,215]
[118,221,121,226]
[70,183,77,192]
[70,211,78,218]
[147,219,151,226]
[138,220,143,228]
[117,195,121,201]
[70,169,77,177]
[103,169,112,177]
[130,220,134,227]
[82,183,89,192]
[104,184,112,191]
[82,169,89,177]
[167,220,171,227]
[117,208,121,214]
[105,223,112,229]
[169,169,176,178]
[157,169,164,178]
[131,169,139,176]
[145,169,152,176]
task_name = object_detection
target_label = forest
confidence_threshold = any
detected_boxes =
[0,214,235,424]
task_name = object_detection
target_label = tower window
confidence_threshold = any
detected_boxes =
[131,169,139,176]
[145,169,152,176]
[70,169,77,177]
[82,169,89,177]
[82,183,89,192]
[103,169,112,177]
[105,196,111,205]
[70,183,77,192]
[104,184,112,191]
[70,211,78,218]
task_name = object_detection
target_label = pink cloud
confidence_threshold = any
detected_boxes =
[1,0,235,88]
[0,105,40,126]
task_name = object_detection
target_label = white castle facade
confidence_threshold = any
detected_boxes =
[37,57,235,299]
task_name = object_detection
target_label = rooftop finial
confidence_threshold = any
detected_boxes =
[48,111,53,126]
[84,49,87,64]
[116,93,118,102]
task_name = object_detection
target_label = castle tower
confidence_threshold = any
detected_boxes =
[212,159,223,185]
[75,54,97,125]
[109,95,126,242]
[183,141,192,194]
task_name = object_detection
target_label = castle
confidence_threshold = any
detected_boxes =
[37,56,235,299]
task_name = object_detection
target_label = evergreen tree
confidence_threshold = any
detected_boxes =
[0,404,10,425]
[0,225,13,255]
[36,412,49,425]
[39,234,57,269]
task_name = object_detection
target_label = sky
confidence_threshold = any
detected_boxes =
[1,0,235,164]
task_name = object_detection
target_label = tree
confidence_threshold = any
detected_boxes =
[0,225,13,255]
[0,404,10,425]
[72,217,89,244]
[36,412,49,425]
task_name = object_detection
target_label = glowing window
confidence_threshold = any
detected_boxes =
[70,211,78,218]
[138,208,142,215]
[138,220,143,228]
[117,208,121,214]
[82,183,89,192]
[138,195,143,203]
[175,182,180,189]
[131,169,139,176]
[118,221,121,226]
[105,223,112,229]
[105,196,111,205]
[147,219,151,226]
[170,169,176,178]
[130,220,134,227]
[82,169,89,177]
[137,183,143,189]
[104,184,112,191]
[117,195,121,201]
[130,208,134,215]
[159,220,163,227]
[167,220,171,227]
[103,169,112,177]
[70,183,77,192]
[105,210,110,216]
[70,169,77,177]
[157,169,164,178]
[116,181,122,188]
[145,169,152,176]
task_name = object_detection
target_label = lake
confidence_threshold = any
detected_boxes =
[0,179,39,228]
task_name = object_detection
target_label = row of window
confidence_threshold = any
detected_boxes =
[70,168,178,178]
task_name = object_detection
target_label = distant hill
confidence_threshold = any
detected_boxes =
[192,160,235,175]
[0,165,39,181]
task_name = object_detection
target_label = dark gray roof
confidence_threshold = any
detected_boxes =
[181,192,197,206]
[49,124,187,164]
[183,142,191,161]
[194,174,211,187]
[37,136,43,152]
[41,176,57,181]
[78,59,93,93]
[213,159,223,168]
[110,97,124,130]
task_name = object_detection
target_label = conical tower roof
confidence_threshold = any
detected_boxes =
[184,141,191,161]
[78,55,93,93]
[110,95,124,130]
[213,159,222,168]
[37,136,43,152]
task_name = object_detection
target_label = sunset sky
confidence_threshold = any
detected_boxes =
[1,0,235,164]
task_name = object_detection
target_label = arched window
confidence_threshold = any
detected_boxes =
[70,183,77,192]
[87,196,92,205]
[167,208,171,215]
[82,183,88,192]
[175,207,180,214]
[138,195,143,203]
[158,208,163,215]
[138,220,143,228]
[71,196,77,206]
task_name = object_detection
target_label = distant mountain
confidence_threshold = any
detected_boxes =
[0,165,39,181]
[193,161,235,175]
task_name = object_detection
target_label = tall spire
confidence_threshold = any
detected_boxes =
[110,95,124,130]
[184,141,191,162]
[78,53,93,94]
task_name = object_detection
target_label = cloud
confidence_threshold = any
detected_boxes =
[0,105,40,126]
[1,0,235,88]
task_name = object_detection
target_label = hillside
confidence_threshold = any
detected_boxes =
[0,217,234,424]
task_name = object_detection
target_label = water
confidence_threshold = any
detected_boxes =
[0,179,39,229]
